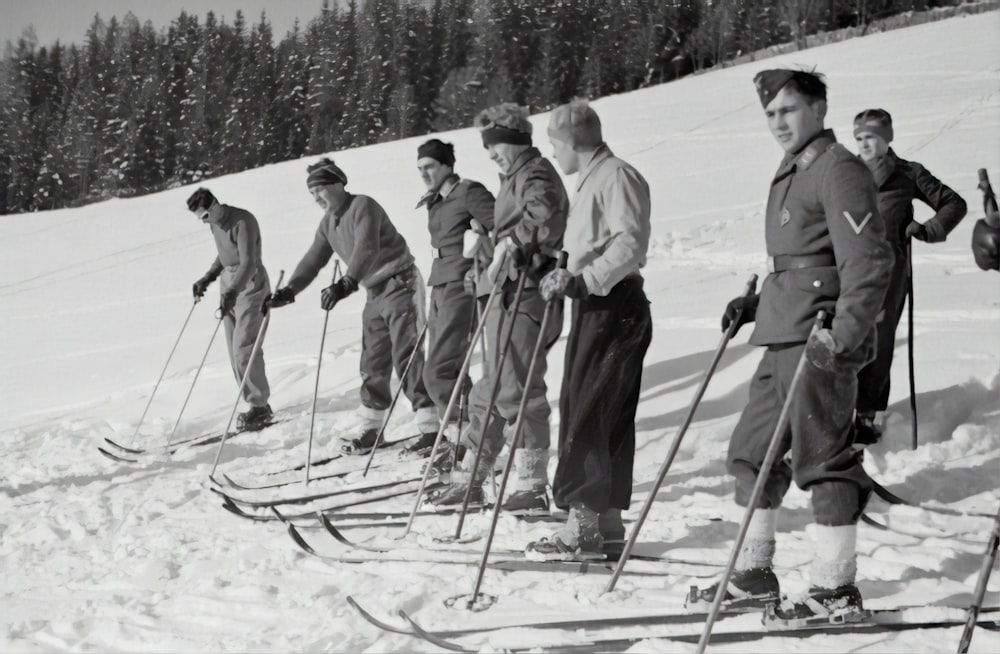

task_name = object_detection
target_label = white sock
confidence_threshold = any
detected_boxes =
[810,523,857,589]
[735,509,778,570]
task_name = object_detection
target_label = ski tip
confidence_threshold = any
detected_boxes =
[271,506,287,522]
[398,610,475,652]
[287,524,317,555]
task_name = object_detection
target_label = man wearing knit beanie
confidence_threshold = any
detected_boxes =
[429,103,568,514]
[695,69,894,621]
[852,108,966,444]
[187,187,274,432]
[412,139,496,457]
[523,98,652,559]
[268,157,440,455]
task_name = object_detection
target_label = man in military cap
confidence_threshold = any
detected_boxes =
[695,69,894,619]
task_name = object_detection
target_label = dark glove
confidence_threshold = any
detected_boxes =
[267,287,296,309]
[804,328,843,372]
[971,218,1000,271]
[905,221,928,242]
[321,275,358,311]
[509,238,540,271]
[192,276,213,299]
[463,266,478,296]
[539,269,586,301]
[220,290,238,315]
[721,294,759,334]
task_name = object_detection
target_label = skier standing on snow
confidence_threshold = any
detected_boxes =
[267,159,439,454]
[413,139,496,457]
[430,103,568,513]
[851,108,966,443]
[523,99,652,559]
[697,70,893,618]
[188,188,274,431]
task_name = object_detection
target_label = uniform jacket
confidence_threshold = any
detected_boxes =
[286,193,414,293]
[866,148,966,255]
[477,146,568,293]
[205,204,269,295]
[752,130,894,352]
[565,144,651,297]
[418,175,496,286]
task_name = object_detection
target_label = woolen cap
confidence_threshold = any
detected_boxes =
[853,108,894,143]
[475,103,533,148]
[547,98,602,149]
[417,139,456,167]
[306,159,348,189]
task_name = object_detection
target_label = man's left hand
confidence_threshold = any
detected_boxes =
[905,221,928,242]
[220,290,238,315]
[540,269,585,301]
[321,276,358,311]
[805,328,843,371]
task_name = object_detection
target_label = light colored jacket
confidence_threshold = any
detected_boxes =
[565,144,650,296]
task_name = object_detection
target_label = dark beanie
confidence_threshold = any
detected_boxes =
[853,108,894,143]
[474,103,533,148]
[753,69,827,107]
[306,158,348,189]
[417,139,456,167]
[186,187,216,211]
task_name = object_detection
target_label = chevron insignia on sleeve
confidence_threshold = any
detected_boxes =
[842,211,873,234]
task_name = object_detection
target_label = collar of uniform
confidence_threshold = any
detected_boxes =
[415,174,459,209]
[790,129,837,172]
[499,146,542,182]
[215,203,237,230]
[575,144,611,192]
[330,193,355,225]
[863,148,897,187]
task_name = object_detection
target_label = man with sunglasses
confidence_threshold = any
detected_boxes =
[188,187,273,432]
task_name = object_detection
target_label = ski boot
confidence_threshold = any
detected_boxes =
[237,404,273,432]
[767,584,868,626]
[427,480,485,507]
[502,486,550,515]
[525,503,605,562]
[853,411,883,446]
[686,567,780,611]
[399,431,438,459]
[341,428,379,455]
[425,441,467,478]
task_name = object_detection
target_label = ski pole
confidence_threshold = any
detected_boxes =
[305,261,341,485]
[453,266,530,541]
[907,238,917,450]
[209,270,284,478]
[696,311,826,654]
[128,298,201,447]
[605,273,758,593]
[165,315,225,448]
[362,320,428,476]
[466,252,566,609]
[400,264,508,538]
[957,501,1000,653]
[451,289,482,475]
[980,168,999,224]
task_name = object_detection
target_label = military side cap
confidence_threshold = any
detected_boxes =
[753,69,796,108]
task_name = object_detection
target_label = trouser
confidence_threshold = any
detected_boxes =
[359,266,435,416]
[727,334,876,526]
[423,280,476,417]
[552,277,652,514]
[460,283,561,472]
[222,269,270,407]
[856,253,908,413]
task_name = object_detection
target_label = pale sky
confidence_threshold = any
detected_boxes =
[0,0,337,48]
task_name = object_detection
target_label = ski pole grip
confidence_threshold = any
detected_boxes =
[978,168,989,187]
[812,310,827,335]
[742,273,759,297]
[557,251,568,269]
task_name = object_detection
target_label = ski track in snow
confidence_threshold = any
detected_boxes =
[2,12,1000,654]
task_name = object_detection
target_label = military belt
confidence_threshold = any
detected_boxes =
[768,253,836,273]
[432,245,463,259]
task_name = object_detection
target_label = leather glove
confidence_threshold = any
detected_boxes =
[971,218,999,271]
[509,238,539,272]
[721,294,759,334]
[267,287,296,310]
[463,266,478,296]
[905,221,928,242]
[321,275,358,311]
[487,238,516,284]
[805,328,843,372]
[192,276,212,299]
[540,269,586,301]
[220,290,238,315]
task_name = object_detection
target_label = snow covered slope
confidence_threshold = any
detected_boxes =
[1,10,998,653]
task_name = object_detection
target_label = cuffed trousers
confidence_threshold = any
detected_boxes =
[221,268,270,407]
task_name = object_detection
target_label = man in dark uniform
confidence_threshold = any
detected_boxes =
[188,188,274,432]
[268,159,439,453]
[698,70,893,619]
[852,109,966,443]
[412,139,496,457]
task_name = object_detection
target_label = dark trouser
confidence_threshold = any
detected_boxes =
[423,280,476,417]
[856,252,909,413]
[727,335,876,526]
[360,267,434,412]
[552,277,652,514]
[222,269,270,407]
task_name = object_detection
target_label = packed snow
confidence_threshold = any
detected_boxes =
[2,11,999,653]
